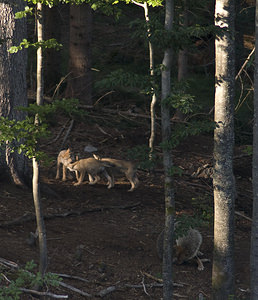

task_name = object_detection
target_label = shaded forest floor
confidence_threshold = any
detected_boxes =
[0,108,253,299]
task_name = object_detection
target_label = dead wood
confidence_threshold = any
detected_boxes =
[0,257,19,269]
[0,202,141,228]
[96,286,116,297]
[58,281,92,297]
[53,273,89,282]
[20,288,68,299]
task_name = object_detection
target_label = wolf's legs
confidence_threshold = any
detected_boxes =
[88,174,100,185]
[196,256,204,271]
[62,164,67,181]
[56,160,60,179]
[103,170,114,189]
[127,173,139,192]
[74,170,85,185]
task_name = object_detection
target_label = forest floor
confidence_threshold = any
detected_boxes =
[0,106,253,299]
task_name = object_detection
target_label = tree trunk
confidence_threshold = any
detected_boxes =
[212,0,235,298]
[250,3,258,299]
[35,2,48,277]
[177,0,188,82]
[0,0,29,186]
[161,0,175,299]
[65,3,92,104]
[174,0,188,121]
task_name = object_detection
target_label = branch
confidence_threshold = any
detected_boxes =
[131,0,145,8]
[52,273,89,283]
[96,286,116,297]
[58,281,92,297]
[20,288,68,299]
[235,47,255,81]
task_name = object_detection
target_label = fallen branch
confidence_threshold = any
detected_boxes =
[96,286,116,297]
[20,288,68,299]
[125,283,187,298]
[52,273,89,283]
[0,202,141,228]
[0,257,19,269]
[58,281,92,297]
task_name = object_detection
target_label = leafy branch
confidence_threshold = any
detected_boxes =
[8,39,62,53]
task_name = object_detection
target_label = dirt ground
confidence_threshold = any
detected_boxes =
[0,110,253,299]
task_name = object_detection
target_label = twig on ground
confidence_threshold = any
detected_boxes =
[95,124,113,137]
[52,273,89,282]
[0,257,19,269]
[96,286,116,297]
[20,288,68,299]
[141,276,150,296]
[58,281,92,297]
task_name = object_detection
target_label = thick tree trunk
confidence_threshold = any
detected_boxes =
[0,0,29,186]
[161,0,174,299]
[250,3,258,299]
[212,0,235,298]
[65,3,92,104]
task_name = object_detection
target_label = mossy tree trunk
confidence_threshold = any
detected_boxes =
[212,0,235,298]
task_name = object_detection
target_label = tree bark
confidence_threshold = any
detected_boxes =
[35,2,48,277]
[250,3,258,299]
[65,3,92,104]
[161,0,175,299]
[212,0,235,298]
[0,0,29,186]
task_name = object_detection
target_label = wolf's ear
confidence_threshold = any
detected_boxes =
[93,153,100,160]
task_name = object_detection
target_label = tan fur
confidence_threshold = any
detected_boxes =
[157,227,209,271]
[56,149,75,181]
[93,154,139,192]
[67,157,114,188]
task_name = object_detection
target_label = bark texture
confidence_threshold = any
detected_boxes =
[34,2,48,277]
[212,0,235,298]
[65,3,92,104]
[0,0,28,185]
[250,3,258,299]
[161,0,175,299]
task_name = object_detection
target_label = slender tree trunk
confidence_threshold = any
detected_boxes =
[250,3,258,299]
[212,0,235,298]
[174,0,188,121]
[144,2,157,159]
[161,0,174,299]
[177,0,188,82]
[0,0,29,186]
[34,2,47,277]
[131,0,157,159]
[65,3,92,104]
